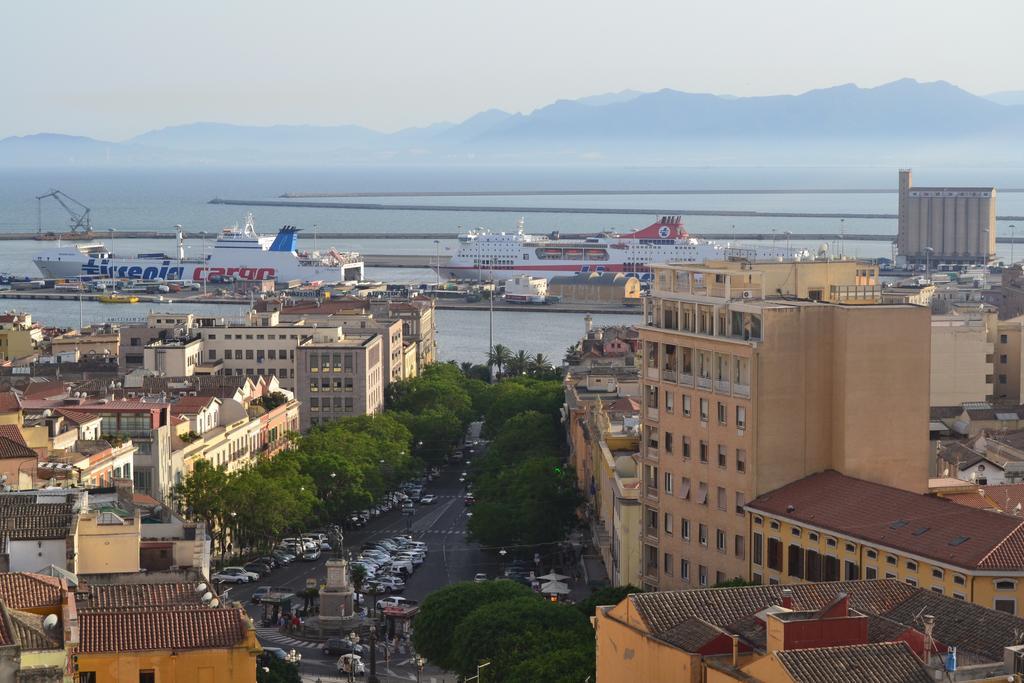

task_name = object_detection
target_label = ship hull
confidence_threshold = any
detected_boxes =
[34,253,363,283]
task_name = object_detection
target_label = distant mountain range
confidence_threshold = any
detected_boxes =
[3,79,1023,166]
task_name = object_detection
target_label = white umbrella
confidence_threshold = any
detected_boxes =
[539,572,570,582]
[540,580,571,595]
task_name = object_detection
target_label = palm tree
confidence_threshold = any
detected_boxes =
[460,361,475,376]
[529,353,553,377]
[507,350,533,376]
[487,344,513,378]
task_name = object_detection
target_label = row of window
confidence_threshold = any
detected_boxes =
[645,510,747,559]
[309,397,356,411]
[647,389,747,429]
[209,348,295,361]
[206,333,301,340]
[644,466,747,514]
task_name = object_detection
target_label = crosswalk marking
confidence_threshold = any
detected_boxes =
[256,627,318,649]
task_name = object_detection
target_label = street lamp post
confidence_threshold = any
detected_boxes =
[415,655,426,683]
[924,246,935,280]
[349,631,360,682]
[433,239,440,290]
[1011,224,1017,266]
[368,623,380,683]
[499,548,508,578]
[465,660,491,683]
[285,648,301,674]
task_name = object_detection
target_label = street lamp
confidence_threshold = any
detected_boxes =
[1011,224,1017,266]
[924,246,935,280]
[466,660,491,683]
[368,623,380,683]
[349,631,361,682]
[415,655,426,683]
[499,548,507,577]
[284,648,301,675]
[433,239,441,290]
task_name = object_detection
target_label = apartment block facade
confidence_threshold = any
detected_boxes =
[295,335,385,430]
[639,262,930,592]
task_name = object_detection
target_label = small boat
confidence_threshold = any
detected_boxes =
[98,294,139,304]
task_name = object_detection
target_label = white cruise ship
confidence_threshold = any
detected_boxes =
[33,214,364,284]
[442,217,805,281]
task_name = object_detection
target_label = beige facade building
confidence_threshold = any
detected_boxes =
[0,313,43,361]
[144,334,203,377]
[640,261,930,592]
[295,335,385,430]
[50,325,120,359]
[897,169,996,266]
[996,316,1024,403]
[930,311,996,406]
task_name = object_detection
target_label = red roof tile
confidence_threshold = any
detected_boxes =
[0,435,36,460]
[170,395,218,415]
[0,424,26,446]
[0,392,20,413]
[0,573,64,610]
[21,381,67,399]
[81,582,208,610]
[78,606,249,653]
[747,470,1024,571]
[54,408,101,425]
[775,642,931,683]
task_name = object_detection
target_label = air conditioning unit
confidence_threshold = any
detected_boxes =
[741,290,753,299]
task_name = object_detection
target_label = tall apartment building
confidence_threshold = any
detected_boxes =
[930,310,996,406]
[896,169,996,266]
[295,335,385,430]
[639,261,930,592]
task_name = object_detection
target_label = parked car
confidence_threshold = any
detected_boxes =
[250,586,274,604]
[376,596,418,610]
[302,548,321,562]
[419,494,437,504]
[464,494,476,506]
[261,647,289,662]
[474,573,488,583]
[211,567,252,584]
[244,561,272,576]
[324,637,366,656]
[272,550,296,565]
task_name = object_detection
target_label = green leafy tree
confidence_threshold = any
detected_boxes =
[713,577,759,588]
[412,580,533,671]
[505,349,533,377]
[257,656,301,683]
[449,596,594,679]
[171,459,229,554]
[576,584,643,617]
[350,563,367,596]
[486,344,513,378]
[528,353,554,377]
[505,642,596,683]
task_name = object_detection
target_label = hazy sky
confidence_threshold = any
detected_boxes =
[2,0,1021,140]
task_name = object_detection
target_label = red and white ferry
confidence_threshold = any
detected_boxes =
[441,216,804,281]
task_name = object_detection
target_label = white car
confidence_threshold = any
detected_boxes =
[419,494,437,504]
[376,596,418,610]
[212,567,255,583]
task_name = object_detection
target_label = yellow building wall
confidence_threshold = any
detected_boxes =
[595,602,700,683]
[0,409,21,426]
[76,645,257,683]
[20,649,70,682]
[0,329,40,360]
[750,512,1024,616]
[76,512,141,574]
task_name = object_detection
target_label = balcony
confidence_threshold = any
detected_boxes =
[679,372,694,387]
[646,367,660,381]
[734,383,751,398]
[697,376,712,390]
[646,485,659,500]
[662,369,677,383]
[645,446,660,460]
[715,380,731,394]
[646,407,660,421]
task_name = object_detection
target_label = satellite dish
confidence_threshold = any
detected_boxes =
[42,614,59,630]
[43,409,53,417]
[195,583,208,593]
[201,591,213,603]
[209,598,220,608]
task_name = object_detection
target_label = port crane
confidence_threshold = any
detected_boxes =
[36,189,92,234]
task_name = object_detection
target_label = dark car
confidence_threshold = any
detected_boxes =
[464,494,476,506]
[245,561,273,575]
[323,637,366,656]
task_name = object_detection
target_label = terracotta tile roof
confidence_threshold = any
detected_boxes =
[774,642,931,683]
[935,442,986,471]
[0,424,26,446]
[76,400,167,411]
[606,397,640,413]
[0,604,10,646]
[21,381,67,399]
[746,470,1024,571]
[0,496,76,540]
[0,434,36,460]
[7,608,63,650]
[655,616,726,651]
[78,606,249,653]
[0,391,21,412]
[939,491,998,510]
[81,582,208,610]
[627,580,1024,663]
[54,408,101,425]
[170,395,218,415]
[943,483,1024,513]
[0,573,64,610]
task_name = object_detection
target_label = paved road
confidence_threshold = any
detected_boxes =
[222,465,482,682]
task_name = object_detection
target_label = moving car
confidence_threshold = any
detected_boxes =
[376,596,418,610]
[474,573,488,583]
[419,494,437,504]
[250,586,274,604]
[211,567,254,584]
[323,637,366,656]
[244,561,272,576]
[337,654,366,676]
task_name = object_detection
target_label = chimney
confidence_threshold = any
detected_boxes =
[585,314,593,335]
[780,588,794,609]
